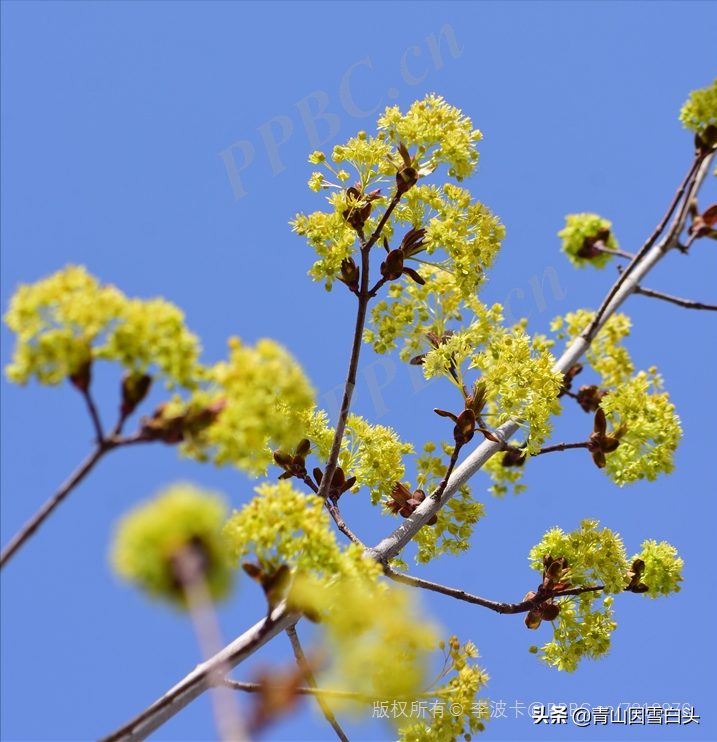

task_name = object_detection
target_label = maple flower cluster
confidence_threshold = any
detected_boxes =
[111,483,234,607]
[527,520,682,672]
[4,265,201,388]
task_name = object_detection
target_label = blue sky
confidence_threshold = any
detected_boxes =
[1,2,716,741]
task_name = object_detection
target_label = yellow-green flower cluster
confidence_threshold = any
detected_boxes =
[222,480,375,579]
[298,410,413,504]
[398,638,490,741]
[290,203,358,290]
[559,214,620,269]
[172,337,315,475]
[536,592,617,673]
[342,415,414,503]
[421,185,504,298]
[319,580,439,702]
[411,442,486,563]
[679,78,717,135]
[552,310,634,387]
[378,95,482,181]
[110,483,234,608]
[328,131,394,187]
[529,519,631,593]
[366,265,502,362]
[481,448,528,498]
[631,540,683,598]
[528,520,631,671]
[294,96,495,292]
[472,331,563,454]
[4,265,201,388]
[599,370,682,485]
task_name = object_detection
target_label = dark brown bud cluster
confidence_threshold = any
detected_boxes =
[384,482,437,526]
[273,439,311,481]
[394,142,418,194]
[140,399,226,444]
[313,465,356,503]
[341,184,382,230]
[695,124,717,155]
[587,407,626,469]
[242,562,292,612]
[558,364,582,398]
[576,228,612,260]
[625,558,649,594]
[338,257,360,293]
[687,198,717,241]
[121,372,152,417]
[524,555,571,630]
[69,358,92,393]
[576,384,607,413]
[379,227,427,286]
[434,380,497,446]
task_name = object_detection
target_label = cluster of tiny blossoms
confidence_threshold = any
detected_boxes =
[528,520,629,672]
[527,520,682,672]
[377,95,483,181]
[223,481,446,702]
[558,214,620,270]
[599,370,682,485]
[398,638,490,742]
[393,183,504,298]
[552,311,681,485]
[111,483,234,608]
[4,265,201,388]
[632,540,683,598]
[553,310,634,387]
[472,330,563,454]
[679,77,717,135]
[292,95,489,291]
[301,410,414,505]
[411,441,486,564]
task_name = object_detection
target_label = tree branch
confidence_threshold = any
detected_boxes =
[384,565,605,614]
[286,626,349,742]
[0,431,151,570]
[317,192,402,502]
[583,151,708,343]
[634,285,717,311]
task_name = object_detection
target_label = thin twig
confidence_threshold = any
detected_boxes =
[326,502,364,547]
[384,565,604,614]
[221,679,435,703]
[0,445,105,569]
[634,285,717,311]
[80,387,105,443]
[286,626,349,742]
[592,244,636,261]
[317,194,402,503]
[0,431,151,570]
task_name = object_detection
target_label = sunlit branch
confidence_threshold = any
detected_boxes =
[286,626,349,742]
[583,150,708,342]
